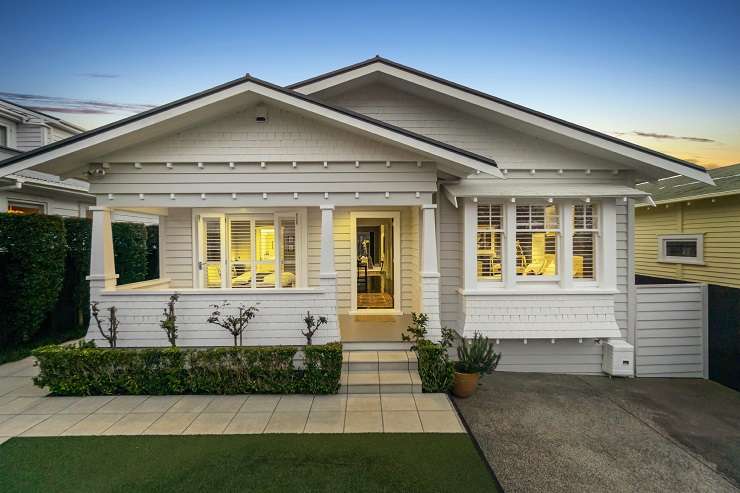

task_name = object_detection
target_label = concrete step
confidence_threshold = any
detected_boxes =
[339,370,422,394]
[341,341,412,351]
[342,351,418,372]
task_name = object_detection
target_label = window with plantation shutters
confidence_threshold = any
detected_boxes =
[477,204,503,280]
[200,213,299,289]
[203,218,223,288]
[516,204,559,277]
[573,204,598,280]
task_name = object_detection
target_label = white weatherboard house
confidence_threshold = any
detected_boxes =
[0,57,713,375]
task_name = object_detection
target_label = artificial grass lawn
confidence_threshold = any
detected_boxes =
[0,434,499,493]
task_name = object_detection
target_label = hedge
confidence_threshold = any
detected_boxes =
[417,340,454,393]
[112,222,148,285]
[32,343,343,396]
[146,224,159,280]
[0,214,66,344]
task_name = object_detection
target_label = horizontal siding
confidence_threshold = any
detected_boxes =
[635,284,705,377]
[493,339,605,375]
[162,208,194,288]
[16,124,45,151]
[439,195,461,329]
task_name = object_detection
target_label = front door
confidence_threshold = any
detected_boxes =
[350,211,401,314]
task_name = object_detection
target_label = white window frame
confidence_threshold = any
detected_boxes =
[475,202,504,283]
[193,208,307,289]
[572,203,600,283]
[0,123,8,148]
[514,201,561,282]
[657,234,704,265]
[7,199,47,215]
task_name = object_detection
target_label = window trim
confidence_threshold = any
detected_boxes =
[476,203,504,283]
[514,202,561,282]
[7,199,47,215]
[657,234,704,265]
[572,203,600,283]
[193,208,307,289]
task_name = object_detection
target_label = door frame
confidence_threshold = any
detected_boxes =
[350,211,402,315]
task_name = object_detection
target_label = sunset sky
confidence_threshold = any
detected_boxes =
[3,0,739,168]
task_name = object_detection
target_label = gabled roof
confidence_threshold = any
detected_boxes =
[0,74,502,179]
[637,163,740,205]
[290,56,713,184]
[0,99,85,133]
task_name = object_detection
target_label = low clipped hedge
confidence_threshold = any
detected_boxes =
[417,340,454,393]
[32,343,343,396]
[112,222,148,285]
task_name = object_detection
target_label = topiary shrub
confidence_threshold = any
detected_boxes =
[0,213,66,344]
[301,342,343,394]
[146,224,159,279]
[112,222,148,285]
[49,217,92,333]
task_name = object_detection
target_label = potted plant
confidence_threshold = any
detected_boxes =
[452,332,500,398]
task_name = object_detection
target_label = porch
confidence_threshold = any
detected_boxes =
[86,201,441,348]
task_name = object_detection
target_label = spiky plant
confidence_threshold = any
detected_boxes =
[456,332,501,375]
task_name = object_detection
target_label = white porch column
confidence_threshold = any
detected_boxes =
[319,205,340,342]
[421,204,442,340]
[85,206,118,340]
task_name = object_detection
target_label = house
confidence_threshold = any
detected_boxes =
[0,57,713,374]
[0,99,156,223]
[636,163,740,287]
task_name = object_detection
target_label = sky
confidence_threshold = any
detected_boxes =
[3,0,739,168]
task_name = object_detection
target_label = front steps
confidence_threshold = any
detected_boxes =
[340,350,422,394]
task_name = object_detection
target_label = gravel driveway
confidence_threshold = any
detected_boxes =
[453,372,739,493]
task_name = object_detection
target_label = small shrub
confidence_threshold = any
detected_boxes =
[90,302,119,348]
[146,224,159,279]
[417,340,454,393]
[160,294,179,347]
[302,342,342,394]
[32,344,342,396]
[302,311,328,346]
[207,302,258,347]
[401,312,429,349]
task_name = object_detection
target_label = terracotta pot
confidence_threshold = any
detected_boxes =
[452,371,480,398]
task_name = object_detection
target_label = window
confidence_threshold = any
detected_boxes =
[516,204,559,277]
[477,204,503,280]
[7,201,45,215]
[0,125,7,147]
[658,234,704,264]
[199,213,299,288]
[573,204,598,280]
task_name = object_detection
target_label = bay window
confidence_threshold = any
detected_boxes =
[516,204,559,278]
[198,212,301,289]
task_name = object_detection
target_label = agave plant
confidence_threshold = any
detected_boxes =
[455,332,501,375]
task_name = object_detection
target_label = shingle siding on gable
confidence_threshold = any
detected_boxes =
[324,83,620,171]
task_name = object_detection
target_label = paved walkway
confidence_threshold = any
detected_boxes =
[0,357,463,443]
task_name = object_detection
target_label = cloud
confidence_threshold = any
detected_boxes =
[614,131,715,143]
[77,73,120,79]
[0,91,156,115]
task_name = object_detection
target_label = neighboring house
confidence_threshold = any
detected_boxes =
[636,164,740,390]
[0,57,713,375]
[636,163,740,287]
[0,100,156,223]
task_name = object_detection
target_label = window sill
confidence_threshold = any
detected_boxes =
[102,287,324,295]
[657,259,705,266]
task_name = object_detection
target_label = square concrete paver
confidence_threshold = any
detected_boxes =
[345,412,383,433]
[383,411,423,433]
[22,414,87,436]
[0,397,42,414]
[0,378,30,397]
[59,396,113,414]
[265,412,308,433]
[347,395,381,412]
[184,413,234,435]
[381,394,417,411]
[103,413,162,435]
[419,411,464,433]
[414,393,452,411]
[132,396,182,413]
[25,397,81,414]
[240,395,280,413]
[8,383,49,397]
[169,395,213,413]
[62,413,124,436]
[143,413,198,435]
[305,411,345,433]
[96,396,149,414]
[275,395,313,413]
[311,395,347,412]
[224,413,271,434]
[203,396,247,413]
[0,414,51,436]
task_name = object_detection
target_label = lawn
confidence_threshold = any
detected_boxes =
[0,434,499,492]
